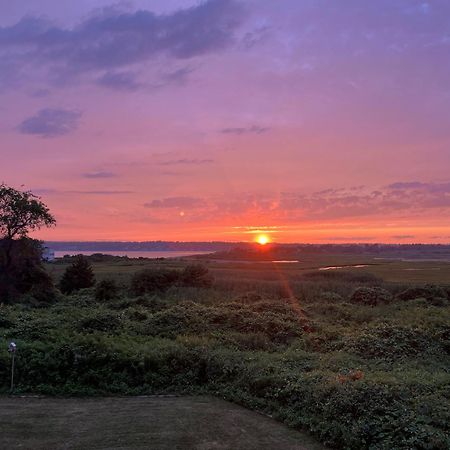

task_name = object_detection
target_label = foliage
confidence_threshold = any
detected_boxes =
[396,284,449,305]
[1,259,449,450]
[350,286,393,306]
[0,185,56,303]
[130,268,180,295]
[0,238,56,303]
[0,184,55,239]
[181,264,213,288]
[95,279,119,301]
[59,255,95,294]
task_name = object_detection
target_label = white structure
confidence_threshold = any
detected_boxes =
[42,247,55,262]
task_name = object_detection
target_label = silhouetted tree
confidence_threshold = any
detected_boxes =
[0,184,56,303]
[0,184,55,240]
[60,256,95,294]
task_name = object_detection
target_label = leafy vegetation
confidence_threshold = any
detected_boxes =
[0,184,56,303]
[1,259,449,450]
[59,255,95,294]
[94,279,119,301]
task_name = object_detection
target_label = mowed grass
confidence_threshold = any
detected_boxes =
[0,396,326,450]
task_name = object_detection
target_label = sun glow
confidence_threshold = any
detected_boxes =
[256,234,270,245]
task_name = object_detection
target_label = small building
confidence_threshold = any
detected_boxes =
[42,247,55,262]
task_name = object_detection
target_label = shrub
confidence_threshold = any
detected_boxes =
[234,292,266,304]
[181,264,213,288]
[0,311,14,328]
[95,279,119,301]
[59,256,95,294]
[349,287,393,306]
[396,284,448,305]
[111,295,169,313]
[130,268,179,295]
[0,238,56,303]
[348,323,442,359]
[77,311,122,333]
[145,302,306,344]
[319,291,344,302]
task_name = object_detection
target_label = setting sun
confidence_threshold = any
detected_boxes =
[256,234,270,245]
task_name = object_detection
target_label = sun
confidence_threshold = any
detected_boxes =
[256,234,270,245]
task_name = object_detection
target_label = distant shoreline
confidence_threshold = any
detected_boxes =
[54,250,213,259]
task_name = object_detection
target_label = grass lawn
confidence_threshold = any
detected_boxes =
[0,396,326,450]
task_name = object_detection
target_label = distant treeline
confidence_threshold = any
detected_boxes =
[45,241,239,252]
[45,241,450,259]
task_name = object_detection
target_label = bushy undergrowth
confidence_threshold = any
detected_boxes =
[0,266,449,450]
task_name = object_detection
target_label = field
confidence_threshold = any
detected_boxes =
[46,252,450,285]
[1,253,449,449]
[0,396,325,450]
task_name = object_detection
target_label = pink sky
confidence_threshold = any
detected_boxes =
[1,0,450,243]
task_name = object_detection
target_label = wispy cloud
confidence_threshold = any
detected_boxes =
[220,125,270,135]
[96,71,142,91]
[157,159,215,166]
[83,171,117,179]
[145,197,206,208]
[160,67,194,86]
[29,189,132,196]
[68,190,133,195]
[141,180,450,223]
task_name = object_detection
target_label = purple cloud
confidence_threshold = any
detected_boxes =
[83,171,117,179]
[157,159,215,166]
[221,125,269,135]
[0,0,244,85]
[387,181,428,190]
[68,190,133,195]
[96,71,142,91]
[18,108,81,138]
[145,197,206,208]
[142,180,450,223]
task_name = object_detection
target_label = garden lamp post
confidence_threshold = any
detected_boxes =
[8,342,17,392]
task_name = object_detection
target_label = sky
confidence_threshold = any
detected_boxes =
[1,0,450,243]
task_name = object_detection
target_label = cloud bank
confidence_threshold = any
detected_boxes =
[0,0,245,89]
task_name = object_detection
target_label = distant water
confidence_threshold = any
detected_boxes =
[319,264,370,271]
[54,250,212,259]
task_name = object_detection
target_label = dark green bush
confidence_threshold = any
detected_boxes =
[130,268,180,295]
[0,311,14,328]
[350,286,393,306]
[59,256,95,294]
[145,302,306,344]
[77,311,122,333]
[95,279,119,301]
[396,284,448,304]
[181,264,213,288]
[0,238,56,304]
[348,323,443,359]
[111,295,169,313]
